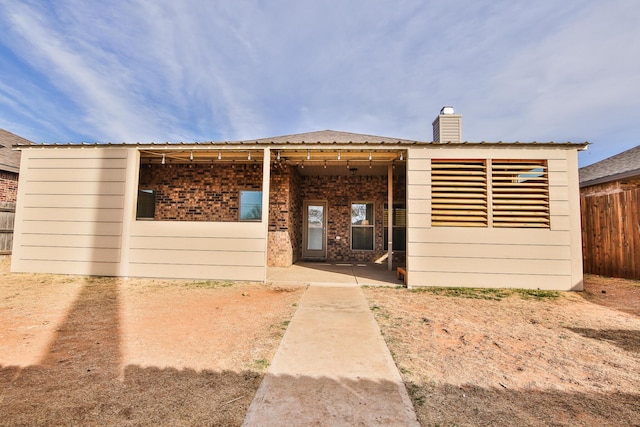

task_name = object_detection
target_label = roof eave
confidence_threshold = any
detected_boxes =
[15,141,590,149]
[580,168,640,188]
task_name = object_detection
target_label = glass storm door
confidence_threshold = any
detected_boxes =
[303,201,327,259]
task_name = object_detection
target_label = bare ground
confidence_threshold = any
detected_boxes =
[363,275,640,426]
[2,258,640,427]
[0,259,305,426]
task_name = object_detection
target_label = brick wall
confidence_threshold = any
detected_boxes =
[138,162,406,266]
[0,171,19,203]
[138,163,263,221]
[267,164,303,267]
[300,172,406,263]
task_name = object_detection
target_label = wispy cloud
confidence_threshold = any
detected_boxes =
[0,0,638,164]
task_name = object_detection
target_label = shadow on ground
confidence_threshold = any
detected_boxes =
[0,277,261,426]
[0,272,409,426]
[407,381,640,426]
[567,327,640,353]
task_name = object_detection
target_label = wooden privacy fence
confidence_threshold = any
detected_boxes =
[0,202,16,256]
[581,188,640,279]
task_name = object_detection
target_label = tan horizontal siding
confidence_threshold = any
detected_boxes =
[21,194,124,209]
[129,249,264,266]
[12,149,128,276]
[20,246,120,263]
[406,158,432,172]
[406,184,431,200]
[406,148,578,290]
[409,227,570,245]
[410,256,570,276]
[127,220,266,281]
[24,148,128,159]
[22,207,124,222]
[20,220,123,235]
[127,263,265,282]
[25,169,127,182]
[20,234,121,248]
[408,242,571,260]
[407,213,431,229]
[132,220,265,239]
[409,271,571,289]
[130,236,265,252]
[16,260,121,276]
[27,157,127,169]
[25,181,126,195]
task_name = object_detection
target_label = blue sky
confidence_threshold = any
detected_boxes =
[0,1,638,166]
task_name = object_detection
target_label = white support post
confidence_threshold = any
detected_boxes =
[261,148,271,282]
[388,162,393,271]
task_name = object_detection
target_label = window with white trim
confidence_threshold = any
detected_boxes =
[384,203,406,250]
[351,202,374,250]
[239,190,263,221]
[136,189,156,219]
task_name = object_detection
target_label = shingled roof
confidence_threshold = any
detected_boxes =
[0,129,33,173]
[579,144,640,187]
[233,129,418,144]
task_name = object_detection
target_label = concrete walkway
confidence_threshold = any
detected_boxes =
[243,285,419,426]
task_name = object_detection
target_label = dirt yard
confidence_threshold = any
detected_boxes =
[0,259,305,426]
[364,275,640,426]
[2,259,639,427]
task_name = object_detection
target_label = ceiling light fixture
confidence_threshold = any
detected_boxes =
[248,151,251,160]
[218,151,221,160]
[338,150,341,160]
[400,152,404,161]
[161,154,165,165]
[277,150,281,160]
[307,149,310,160]
[324,160,327,169]
[369,151,372,161]
[189,151,193,161]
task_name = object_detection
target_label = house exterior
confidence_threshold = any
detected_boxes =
[579,145,640,279]
[11,109,587,290]
[1,129,32,256]
[0,129,31,203]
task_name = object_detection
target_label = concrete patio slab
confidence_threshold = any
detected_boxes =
[267,262,403,287]
[242,285,419,426]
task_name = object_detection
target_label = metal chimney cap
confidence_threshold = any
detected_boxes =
[440,106,455,115]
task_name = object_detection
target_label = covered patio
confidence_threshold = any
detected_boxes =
[267,261,403,286]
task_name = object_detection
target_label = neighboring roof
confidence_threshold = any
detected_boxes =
[14,129,587,149]
[579,144,640,187]
[0,129,33,173]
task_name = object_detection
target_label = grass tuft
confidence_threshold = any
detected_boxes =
[183,280,235,289]
[410,286,561,301]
